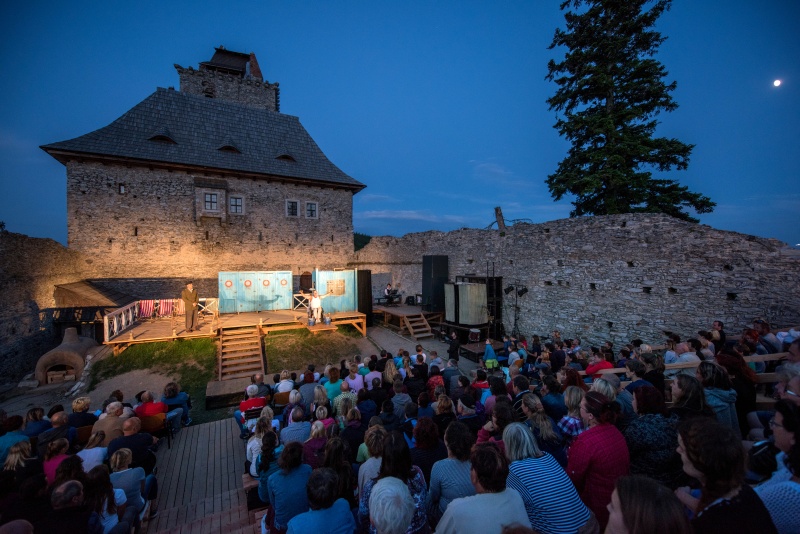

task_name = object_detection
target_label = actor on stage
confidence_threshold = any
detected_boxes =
[181,281,199,332]
[308,289,332,322]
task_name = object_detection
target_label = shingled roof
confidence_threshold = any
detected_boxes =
[41,88,365,191]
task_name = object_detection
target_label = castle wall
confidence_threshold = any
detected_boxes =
[0,232,99,380]
[176,67,279,110]
[352,214,800,346]
[66,161,355,279]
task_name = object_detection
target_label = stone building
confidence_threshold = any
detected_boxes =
[41,47,365,283]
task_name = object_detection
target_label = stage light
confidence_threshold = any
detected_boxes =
[504,286,515,295]
[517,287,528,297]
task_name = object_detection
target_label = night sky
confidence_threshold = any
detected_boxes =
[1,1,797,246]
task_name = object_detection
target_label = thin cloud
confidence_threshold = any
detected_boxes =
[355,193,396,203]
[356,209,469,224]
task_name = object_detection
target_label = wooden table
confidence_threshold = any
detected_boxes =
[459,340,504,363]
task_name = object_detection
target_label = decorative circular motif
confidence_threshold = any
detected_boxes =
[280,279,288,286]
[263,279,270,287]
[224,280,233,288]
[244,279,252,288]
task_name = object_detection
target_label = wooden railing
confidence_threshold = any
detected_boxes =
[103,301,139,342]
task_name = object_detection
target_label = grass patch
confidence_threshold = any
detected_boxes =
[264,329,362,374]
[88,339,225,424]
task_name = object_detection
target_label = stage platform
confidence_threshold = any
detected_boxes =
[105,308,366,353]
[372,305,443,340]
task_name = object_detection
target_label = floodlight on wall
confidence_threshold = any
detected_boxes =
[517,287,528,297]
[504,286,515,295]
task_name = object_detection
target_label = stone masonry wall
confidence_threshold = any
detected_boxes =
[0,232,100,380]
[351,214,800,347]
[66,161,355,279]
[176,67,279,110]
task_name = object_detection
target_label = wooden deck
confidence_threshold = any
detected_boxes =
[107,309,366,353]
[145,418,258,534]
[372,305,442,326]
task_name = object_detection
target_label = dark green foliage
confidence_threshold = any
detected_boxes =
[546,0,714,222]
[354,232,371,251]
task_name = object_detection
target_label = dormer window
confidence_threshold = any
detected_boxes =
[276,154,296,162]
[148,134,176,144]
[218,145,241,154]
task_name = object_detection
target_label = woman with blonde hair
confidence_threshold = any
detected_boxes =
[383,359,400,386]
[345,362,365,393]
[310,385,330,418]
[22,407,50,437]
[303,421,328,469]
[521,393,567,466]
[3,440,42,486]
[433,395,457,437]
[315,405,336,431]
[276,370,294,393]
[110,447,157,516]
[247,417,272,477]
[557,386,586,447]
[77,430,108,472]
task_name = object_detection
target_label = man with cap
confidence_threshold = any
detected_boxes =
[181,281,199,333]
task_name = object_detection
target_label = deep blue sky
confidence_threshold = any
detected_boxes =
[1,1,798,246]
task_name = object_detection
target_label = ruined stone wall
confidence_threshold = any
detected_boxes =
[176,66,279,110]
[66,161,355,280]
[352,214,800,346]
[0,232,99,380]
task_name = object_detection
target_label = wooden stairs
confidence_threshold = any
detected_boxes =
[401,313,434,340]
[218,326,265,381]
[146,487,263,534]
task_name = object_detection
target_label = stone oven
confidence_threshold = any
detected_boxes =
[35,327,98,385]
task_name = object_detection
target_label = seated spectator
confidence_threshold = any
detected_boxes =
[356,388,377,425]
[427,421,475,527]
[754,399,800,534]
[364,361,382,391]
[675,418,776,533]
[107,417,157,475]
[332,381,357,418]
[607,475,689,534]
[77,431,108,473]
[32,480,95,534]
[432,395,456,437]
[109,448,157,517]
[310,385,332,418]
[696,361,740,438]
[345,363,365,394]
[85,464,135,534]
[669,375,714,422]
[640,352,666,395]
[357,425,388,495]
[247,417,273,476]
[0,416,29,465]
[22,408,50,438]
[624,386,683,489]
[417,392,435,419]
[539,375,568,421]
[567,391,630,530]
[251,373,273,398]
[411,417,447,485]
[370,477,416,534]
[426,366,444,401]
[340,408,365,464]
[510,375,530,421]
[280,407,311,444]
[322,438,357,509]
[299,372,318,409]
[287,468,356,534]
[302,421,328,470]
[134,391,182,434]
[324,368,344,402]
[299,364,321,384]
[234,385,268,440]
[503,423,595,533]
[520,394,567,467]
[391,381,413,421]
[315,405,335,431]
[91,402,125,447]
[161,381,192,427]
[276,370,295,394]
[477,402,514,454]
[370,377,388,409]
[436,442,531,533]
[255,431,282,507]
[358,431,429,534]
[483,377,509,417]
[100,390,135,420]
[591,375,636,432]
[404,367,426,403]
[42,438,70,485]
[586,351,614,379]
[3,441,43,487]
[716,349,757,435]
[67,397,98,429]
[36,411,75,459]
[623,360,652,394]
[265,442,312,534]
[556,386,586,446]
[456,394,483,437]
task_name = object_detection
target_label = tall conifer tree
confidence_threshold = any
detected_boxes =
[546,0,714,222]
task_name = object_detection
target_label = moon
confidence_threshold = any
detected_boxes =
[774,80,782,87]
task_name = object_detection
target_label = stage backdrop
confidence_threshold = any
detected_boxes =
[313,269,358,313]
[218,271,293,313]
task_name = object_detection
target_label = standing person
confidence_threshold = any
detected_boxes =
[181,281,199,333]
[567,391,630,530]
[445,332,460,363]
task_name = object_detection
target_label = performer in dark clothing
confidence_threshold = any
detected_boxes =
[181,281,199,332]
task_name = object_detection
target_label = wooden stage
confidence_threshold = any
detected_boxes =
[106,308,366,353]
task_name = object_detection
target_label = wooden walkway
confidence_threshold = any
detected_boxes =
[145,418,259,534]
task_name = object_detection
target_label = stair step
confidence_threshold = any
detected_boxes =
[222,346,262,354]
[221,370,263,381]
[222,360,264,372]
[222,351,263,360]
[222,337,261,345]
[221,356,263,366]
[147,488,244,533]
[152,503,251,534]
